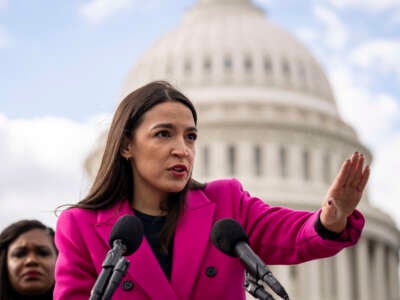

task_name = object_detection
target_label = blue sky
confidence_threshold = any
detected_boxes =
[0,0,399,229]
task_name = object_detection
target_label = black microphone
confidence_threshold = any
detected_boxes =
[210,218,289,300]
[89,215,144,300]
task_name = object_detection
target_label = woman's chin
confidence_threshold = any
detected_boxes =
[17,283,52,296]
[163,182,188,193]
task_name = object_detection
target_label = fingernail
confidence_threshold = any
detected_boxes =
[328,199,333,205]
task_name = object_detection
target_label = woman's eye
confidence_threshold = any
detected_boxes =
[37,248,51,257]
[187,133,197,141]
[155,130,170,138]
[11,249,27,258]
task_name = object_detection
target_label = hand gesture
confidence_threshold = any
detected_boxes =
[320,152,370,232]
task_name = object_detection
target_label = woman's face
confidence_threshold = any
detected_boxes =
[7,228,57,296]
[124,101,197,200]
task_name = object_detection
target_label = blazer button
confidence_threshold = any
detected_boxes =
[205,266,217,277]
[122,280,134,291]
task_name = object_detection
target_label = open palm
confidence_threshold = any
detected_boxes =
[321,152,370,232]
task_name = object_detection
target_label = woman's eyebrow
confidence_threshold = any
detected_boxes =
[151,123,174,130]
[186,126,198,132]
[151,123,197,132]
[11,246,27,251]
[35,245,52,250]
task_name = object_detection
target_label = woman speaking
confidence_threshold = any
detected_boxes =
[54,81,368,300]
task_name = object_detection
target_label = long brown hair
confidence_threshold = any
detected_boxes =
[74,81,204,253]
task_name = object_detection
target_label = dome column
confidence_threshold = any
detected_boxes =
[265,142,279,182]
[291,261,322,300]
[261,141,269,179]
[289,143,303,183]
[295,263,307,299]
[196,143,209,178]
[311,147,323,186]
[326,257,338,299]
[305,260,322,300]
[371,241,387,299]
[336,249,352,300]
[209,140,227,177]
[332,151,344,184]
[388,247,399,299]
[355,238,371,300]
[238,141,253,179]
[319,258,330,299]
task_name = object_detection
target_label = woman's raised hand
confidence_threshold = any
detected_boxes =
[320,152,370,233]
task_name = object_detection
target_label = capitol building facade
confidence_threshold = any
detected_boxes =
[86,0,400,299]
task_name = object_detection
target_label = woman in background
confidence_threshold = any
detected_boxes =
[0,219,57,300]
[55,80,369,300]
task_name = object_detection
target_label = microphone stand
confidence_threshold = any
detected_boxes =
[245,272,275,300]
[101,257,130,300]
[89,240,127,300]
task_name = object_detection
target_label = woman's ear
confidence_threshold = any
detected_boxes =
[120,136,133,160]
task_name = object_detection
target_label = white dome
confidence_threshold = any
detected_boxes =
[122,0,338,116]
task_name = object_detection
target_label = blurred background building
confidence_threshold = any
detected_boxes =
[85,0,400,299]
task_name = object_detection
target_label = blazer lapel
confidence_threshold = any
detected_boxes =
[94,200,133,251]
[170,190,216,300]
[94,200,178,300]
[127,238,178,299]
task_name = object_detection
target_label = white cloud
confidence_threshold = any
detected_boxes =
[329,0,400,13]
[328,64,400,226]
[0,114,110,230]
[350,39,400,83]
[79,0,165,24]
[331,66,399,144]
[390,10,400,24]
[370,133,400,228]
[294,27,319,44]
[313,5,349,50]
[80,0,134,24]
[0,27,12,49]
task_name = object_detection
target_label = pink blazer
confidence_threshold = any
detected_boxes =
[54,179,364,300]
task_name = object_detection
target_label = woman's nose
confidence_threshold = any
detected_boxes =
[171,138,190,156]
[25,253,39,266]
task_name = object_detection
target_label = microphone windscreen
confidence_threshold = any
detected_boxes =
[109,215,144,256]
[210,218,249,257]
